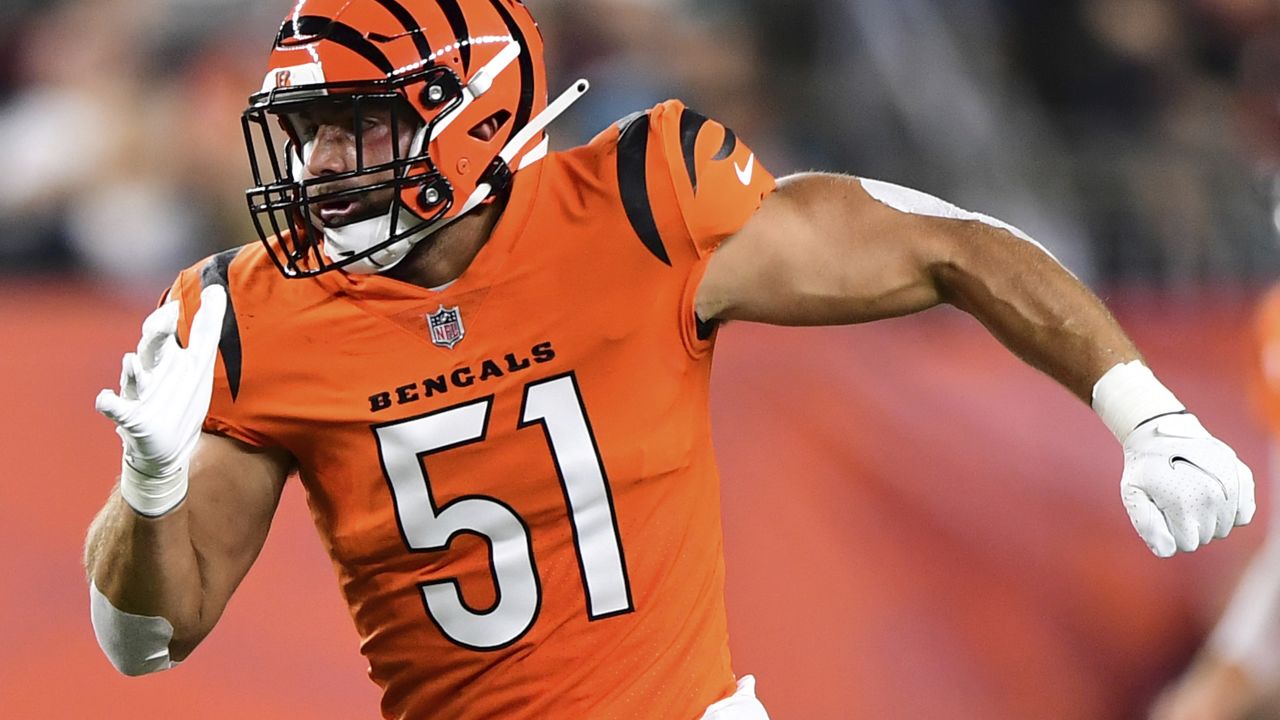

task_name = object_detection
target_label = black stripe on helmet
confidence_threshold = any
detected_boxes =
[616,112,671,266]
[370,0,434,62]
[488,0,535,137]
[678,107,709,193]
[279,16,396,75]
[711,125,737,161]
[436,0,473,73]
[199,248,245,401]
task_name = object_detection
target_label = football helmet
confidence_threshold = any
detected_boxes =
[242,0,588,277]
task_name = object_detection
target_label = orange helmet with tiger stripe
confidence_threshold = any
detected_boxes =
[242,0,586,277]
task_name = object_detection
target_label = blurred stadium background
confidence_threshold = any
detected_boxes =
[2,0,1277,717]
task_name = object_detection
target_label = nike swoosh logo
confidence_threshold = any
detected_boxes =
[1170,455,1229,500]
[734,154,755,186]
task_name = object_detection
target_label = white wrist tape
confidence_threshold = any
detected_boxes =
[1091,360,1186,441]
[89,580,179,676]
[119,457,189,518]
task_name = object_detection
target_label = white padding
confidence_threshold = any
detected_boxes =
[1090,360,1185,441]
[858,178,1058,260]
[90,580,178,676]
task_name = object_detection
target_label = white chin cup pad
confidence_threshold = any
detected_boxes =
[322,207,428,275]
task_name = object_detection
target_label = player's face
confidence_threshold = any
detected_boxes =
[287,99,419,228]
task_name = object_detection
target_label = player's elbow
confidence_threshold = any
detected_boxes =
[107,653,175,678]
[94,632,179,677]
[90,581,181,677]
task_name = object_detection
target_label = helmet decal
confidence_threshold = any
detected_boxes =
[261,62,326,94]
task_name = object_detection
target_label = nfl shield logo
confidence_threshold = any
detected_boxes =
[426,305,465,349]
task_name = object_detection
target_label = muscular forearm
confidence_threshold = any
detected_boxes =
[84,434,289,672]
[85,488,207,646]
[702,173,1254,557]
[703,174,1139,401]
[932,221,1139,403]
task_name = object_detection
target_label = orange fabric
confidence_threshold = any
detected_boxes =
[653,103,774,257]
[168,100,774,720]
[1252,285,1280,436]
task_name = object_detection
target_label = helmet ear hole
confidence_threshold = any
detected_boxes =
[468,110,512,141]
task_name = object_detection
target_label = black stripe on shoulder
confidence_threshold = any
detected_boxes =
[200,249,244,401]
[616,112,671,266]
[435,0,472,73]
[615,110,645,133]
[280,16,395,75]
[679,107,709,193]
[711,126,737,161]
[695,314,716,341]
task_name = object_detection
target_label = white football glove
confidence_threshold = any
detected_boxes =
[1120,413,1256,557]
[95,285,227,517]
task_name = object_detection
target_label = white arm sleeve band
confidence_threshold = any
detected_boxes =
[89,580,179,676]
[858,178,1061,263]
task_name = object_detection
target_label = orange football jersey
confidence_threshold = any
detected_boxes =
[167,99,775,719]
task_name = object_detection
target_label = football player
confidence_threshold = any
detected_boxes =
[84,1,1256,718]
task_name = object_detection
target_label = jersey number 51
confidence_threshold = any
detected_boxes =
[373,372,634,650]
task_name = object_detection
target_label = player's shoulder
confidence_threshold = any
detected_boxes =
[171,241,268,290]
[166,241,313,332]
[539,99,773,264]
[169,242,303,303]
[569,98,725,167]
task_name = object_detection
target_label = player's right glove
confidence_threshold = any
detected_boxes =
[95,285,227,517]
[1094,360,1256,557]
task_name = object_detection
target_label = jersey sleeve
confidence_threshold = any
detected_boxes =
[648,99,776,258]
[168,249,273,448]
[601,100,775,354]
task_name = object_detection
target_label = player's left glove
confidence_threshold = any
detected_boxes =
[95,285,227,517]
[1095,361,1256,558]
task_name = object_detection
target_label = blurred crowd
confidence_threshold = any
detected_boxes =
[2,0,1280,289]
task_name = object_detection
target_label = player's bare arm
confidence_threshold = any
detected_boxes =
[84,433,291,662]
[698,171,1255,557]
[697,172,1134,402]
[84,287,295,673]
